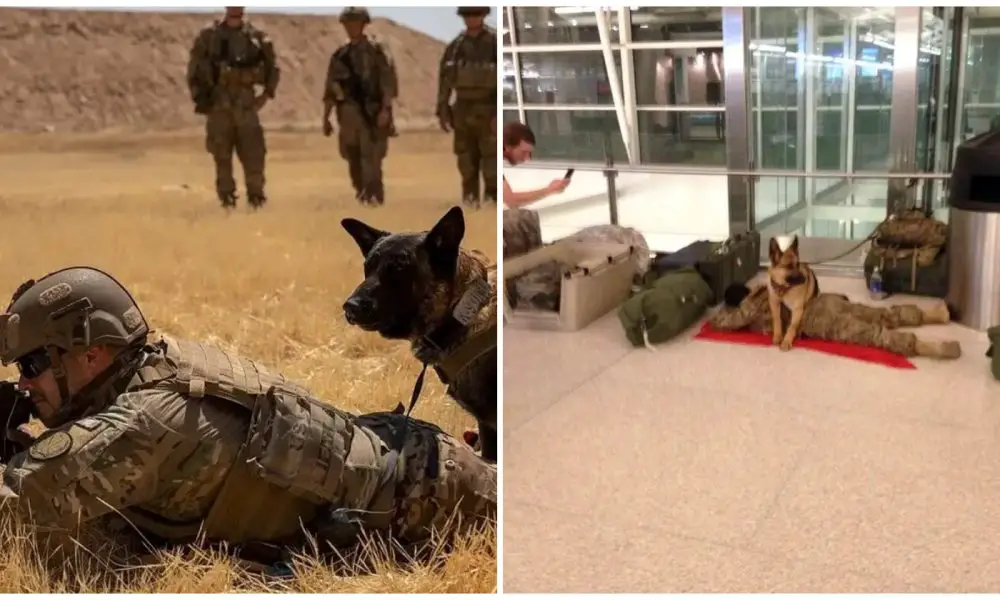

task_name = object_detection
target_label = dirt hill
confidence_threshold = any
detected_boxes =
[0,8,448,133]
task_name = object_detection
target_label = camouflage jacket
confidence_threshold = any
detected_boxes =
[324,36,398,108]
[437,27,497,111]
[0,335,494,547]
[186,20,281,103]
[0,335,389,544]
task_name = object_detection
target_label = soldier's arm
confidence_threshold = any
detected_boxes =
[373,43,398,108]
[256,29,280,99]
[436,38,460,112]
[0,393,165,530]
[708,285,769,330]
[185,27,214,99]
[322,52,341,122]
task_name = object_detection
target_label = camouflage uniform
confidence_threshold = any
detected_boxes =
[186,15,280,209]
[325,7,399,206]
[708,283,961,359]
[437,8,497,207]
[0,267,496,554]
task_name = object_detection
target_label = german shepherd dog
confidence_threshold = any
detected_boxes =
[341,206,498,462]
[767,235,819,352]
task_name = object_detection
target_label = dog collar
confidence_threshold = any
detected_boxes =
[421,277,496,383]
[769,275,792,296]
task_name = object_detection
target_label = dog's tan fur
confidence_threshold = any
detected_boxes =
[766,235,819,351]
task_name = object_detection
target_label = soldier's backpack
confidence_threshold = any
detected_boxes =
[618,267,713,348]
[863,208,950,298]
[644,231,761,304]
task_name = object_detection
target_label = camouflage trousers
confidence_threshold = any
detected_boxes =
[452,100,496,204]
[349,412,497,544]
[205,104,267,202]
[756,295,929,356]
[337,103,389,204]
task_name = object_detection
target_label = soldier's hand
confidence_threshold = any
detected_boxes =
[253,95,269,111]
[323,120,334,137]
[0,382,34,463]
[439,117,452,133]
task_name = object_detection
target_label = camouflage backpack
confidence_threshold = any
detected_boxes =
[872,208,947,249]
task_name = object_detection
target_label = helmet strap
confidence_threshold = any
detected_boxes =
[46,345,72,410]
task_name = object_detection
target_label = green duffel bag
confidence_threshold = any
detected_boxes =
[618,267,713,348]
[986,326,1000,381]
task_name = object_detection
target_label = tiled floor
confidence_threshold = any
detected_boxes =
[503,275,1000,593]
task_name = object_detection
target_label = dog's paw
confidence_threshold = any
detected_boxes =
[772,334,783,346]
[780,338,794,352]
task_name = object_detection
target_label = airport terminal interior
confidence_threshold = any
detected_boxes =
[502,6,1000,592]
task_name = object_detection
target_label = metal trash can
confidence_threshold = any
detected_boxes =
[946,130,1000,331]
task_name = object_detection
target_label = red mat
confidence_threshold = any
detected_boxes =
[693,322,916,370]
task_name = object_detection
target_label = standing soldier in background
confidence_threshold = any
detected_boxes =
[323,7,399,207]
[186,6,280,211]
[437,7,497,209]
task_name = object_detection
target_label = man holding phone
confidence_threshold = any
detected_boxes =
[502,121,572,208]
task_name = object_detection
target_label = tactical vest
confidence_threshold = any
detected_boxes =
[116,335,395,545]
[209,22,267,90]
[451,30,497,102]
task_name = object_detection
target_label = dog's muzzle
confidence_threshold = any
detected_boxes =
[343,296,379,329]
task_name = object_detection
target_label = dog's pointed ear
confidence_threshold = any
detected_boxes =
[768,237,783,266]
[424,206,465,262]
[341,218,389,257]
[789,235,800,254]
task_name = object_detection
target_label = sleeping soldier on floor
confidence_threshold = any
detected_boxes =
[710,281,962,360]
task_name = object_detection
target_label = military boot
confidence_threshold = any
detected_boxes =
[218,191,238,210]
[915,339,962,359]
[920,300,953,325]
[248,193,267,210]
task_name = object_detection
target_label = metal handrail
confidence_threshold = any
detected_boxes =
[503,162,954,180]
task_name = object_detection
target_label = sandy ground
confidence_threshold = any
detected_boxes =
[0,129,497,593]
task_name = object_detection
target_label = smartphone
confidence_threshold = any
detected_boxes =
[563,168,575,179]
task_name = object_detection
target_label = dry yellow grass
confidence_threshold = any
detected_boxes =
[0,129,498,593]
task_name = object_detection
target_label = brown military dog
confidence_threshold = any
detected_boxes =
[767,235,820,351]
[341,206,498,462]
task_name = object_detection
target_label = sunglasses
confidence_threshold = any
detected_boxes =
[15,348,55,380]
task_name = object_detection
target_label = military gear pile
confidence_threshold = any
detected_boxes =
[618,267,713,348]
[647,232,761,304]
[864,208,950,297]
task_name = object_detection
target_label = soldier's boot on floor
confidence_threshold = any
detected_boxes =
[921,300,953,325]
[915,338,962,359]
[248,193,267,210]
[218,191,238,210]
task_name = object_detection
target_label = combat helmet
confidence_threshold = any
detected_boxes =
[0,267,150,420]
[340,7,371,24]
[458,7,491,16]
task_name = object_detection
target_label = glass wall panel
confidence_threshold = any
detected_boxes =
[512,7,620,46]
[518,51,621,106]
[502,54,518,105]
[629,7,723,43]
[633,48,726,108]
[637,111,726,166]
[523,109,627,163]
